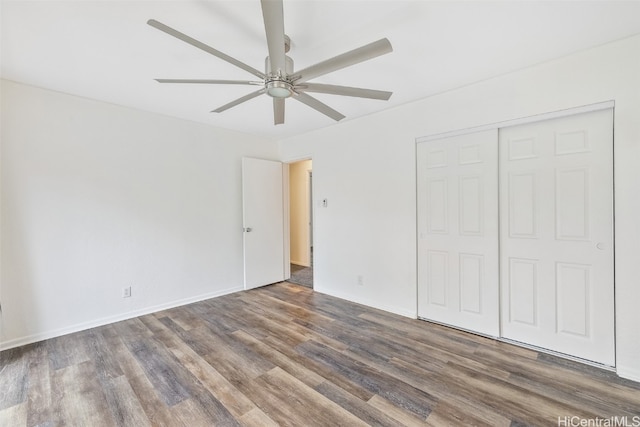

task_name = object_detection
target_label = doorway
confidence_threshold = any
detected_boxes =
[287,159,313,288]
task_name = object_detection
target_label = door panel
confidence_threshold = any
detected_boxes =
[417,130,499,336]
[499,109,614,365]
[242,157,285,290]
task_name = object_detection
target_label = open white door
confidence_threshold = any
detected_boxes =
[242,157,286,290]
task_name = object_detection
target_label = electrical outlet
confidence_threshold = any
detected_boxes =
[122,286,132,298]
[357,275,364,286]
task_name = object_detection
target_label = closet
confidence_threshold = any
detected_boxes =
[417,107,615,366]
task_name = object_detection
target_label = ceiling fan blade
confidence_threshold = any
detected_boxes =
[293,92,345,122]
[211,89,265,113]
[273,98,285,125]
[260,0,286,75]
[292,38,392,84]
[296,83,392,100]
[156,79,262,85]
[147,19,265,80]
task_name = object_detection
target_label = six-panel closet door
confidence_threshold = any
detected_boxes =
[417,108,615,366]
[499,109,614,366]
[417,130,500,337]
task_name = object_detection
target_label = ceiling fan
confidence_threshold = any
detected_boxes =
[147,0,393,125]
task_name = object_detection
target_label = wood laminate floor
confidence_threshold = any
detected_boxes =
[1,282,639,426]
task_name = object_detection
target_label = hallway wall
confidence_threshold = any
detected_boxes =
[289,160,312,266]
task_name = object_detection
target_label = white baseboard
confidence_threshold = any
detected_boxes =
[0,286,243,351]
[314,285,417,319]
[617,366,640,383]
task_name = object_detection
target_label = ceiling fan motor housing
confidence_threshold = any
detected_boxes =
[265,55,294,97]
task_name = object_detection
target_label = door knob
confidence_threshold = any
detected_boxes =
[244,227,253,233]
[596,242,605,250]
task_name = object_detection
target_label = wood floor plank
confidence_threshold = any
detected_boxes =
[155,325,258,418]
[230,308,307,349]
[426,399,511,427]
[313,380,403,427]
[84,327,124,382]
[297,340,436,419]
[0,401,27,426]
[170,398,216,426]
[473,345,640,414]
[101,375,152,427]
[138,312,174,335]
[240,304,349,353]
[2,281,639,426]
[197,325,275,379]
[198,297,265,337]
[26,342,53,427]
[367,394,429,426]
[51,361,117,427]
[103,325,150,385]
[123,337,191,407]
[156,316,220,357]
[388,356,516,426]
[238,407,280,427]
[506,370,640,418]
[244,367,369,427]
[137,331,242,425]
[0,346,30,410]
[261,334,375,402]
[46,332,91,371]
[259,283,370,321]
[161,302,211,332]
[237,289,335,325]
[441,361,600,425]
[126,373,176,426]
[231,329,326,389]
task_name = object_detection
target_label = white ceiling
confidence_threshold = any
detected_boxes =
[3,0,640,140]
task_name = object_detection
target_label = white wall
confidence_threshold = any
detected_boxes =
[0,80,278,349]
[279,34,640,381]
[289,160,312,266]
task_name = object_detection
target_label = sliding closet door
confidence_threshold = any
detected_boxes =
[499,109,614,365]
[417,130,499,336]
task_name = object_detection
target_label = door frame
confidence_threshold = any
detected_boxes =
[308,170,314,264]
[416,101,614,144]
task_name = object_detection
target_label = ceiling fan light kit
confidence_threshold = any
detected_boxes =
[266,80,293,99]
[148,0,393,125]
